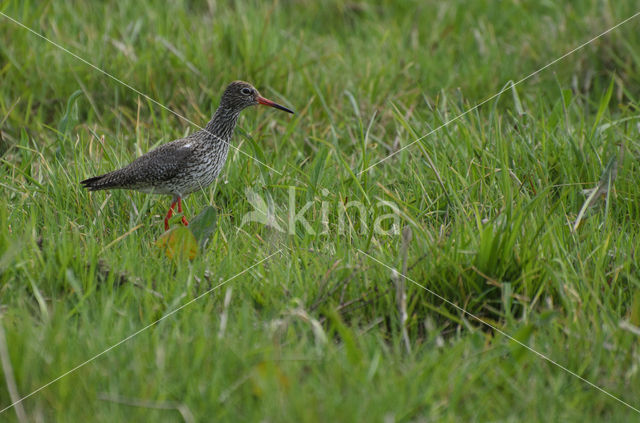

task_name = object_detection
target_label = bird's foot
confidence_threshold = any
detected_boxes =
[164,197,188,231]
[164,213,173,231]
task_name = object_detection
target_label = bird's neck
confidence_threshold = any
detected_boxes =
[204,106,240,144]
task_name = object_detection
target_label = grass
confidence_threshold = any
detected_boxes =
[1,0,640,420]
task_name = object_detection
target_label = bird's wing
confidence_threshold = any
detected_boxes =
[81,135,199,191]
[127,137,196,183]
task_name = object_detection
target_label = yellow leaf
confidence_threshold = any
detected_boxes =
[155,227,198,260]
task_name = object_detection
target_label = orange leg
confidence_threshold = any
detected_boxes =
[164,197,188,231]
[177,197,189,226]
[164,199,178,231]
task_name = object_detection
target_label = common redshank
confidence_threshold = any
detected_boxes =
[81,81,294,230]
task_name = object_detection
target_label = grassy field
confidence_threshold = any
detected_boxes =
[1,0,640,421]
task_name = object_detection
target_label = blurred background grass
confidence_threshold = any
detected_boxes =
[1,0,640,421]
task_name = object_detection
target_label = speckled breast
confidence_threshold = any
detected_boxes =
[171,146,229,196]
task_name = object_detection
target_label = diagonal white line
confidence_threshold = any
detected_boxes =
[0,11,283,175]
[0,250,282,415]
[357,11,640,175]
[357,249,640,415]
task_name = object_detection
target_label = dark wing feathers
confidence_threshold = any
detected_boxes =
[81,137,195,191]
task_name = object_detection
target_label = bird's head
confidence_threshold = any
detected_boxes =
[220,81,294,114]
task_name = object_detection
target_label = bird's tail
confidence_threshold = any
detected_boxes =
[81,171,121,191]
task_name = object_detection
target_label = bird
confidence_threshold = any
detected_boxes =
[81,81,294,231]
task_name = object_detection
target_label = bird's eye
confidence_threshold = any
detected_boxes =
[241,87,252,96]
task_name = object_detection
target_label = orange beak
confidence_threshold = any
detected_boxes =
[257,96,294,114]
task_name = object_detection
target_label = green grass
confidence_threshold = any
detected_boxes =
[2,0,640,421]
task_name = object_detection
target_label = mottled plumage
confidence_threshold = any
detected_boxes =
[81,81,294,230]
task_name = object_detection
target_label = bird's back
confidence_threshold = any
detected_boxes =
[81,134,205,195]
